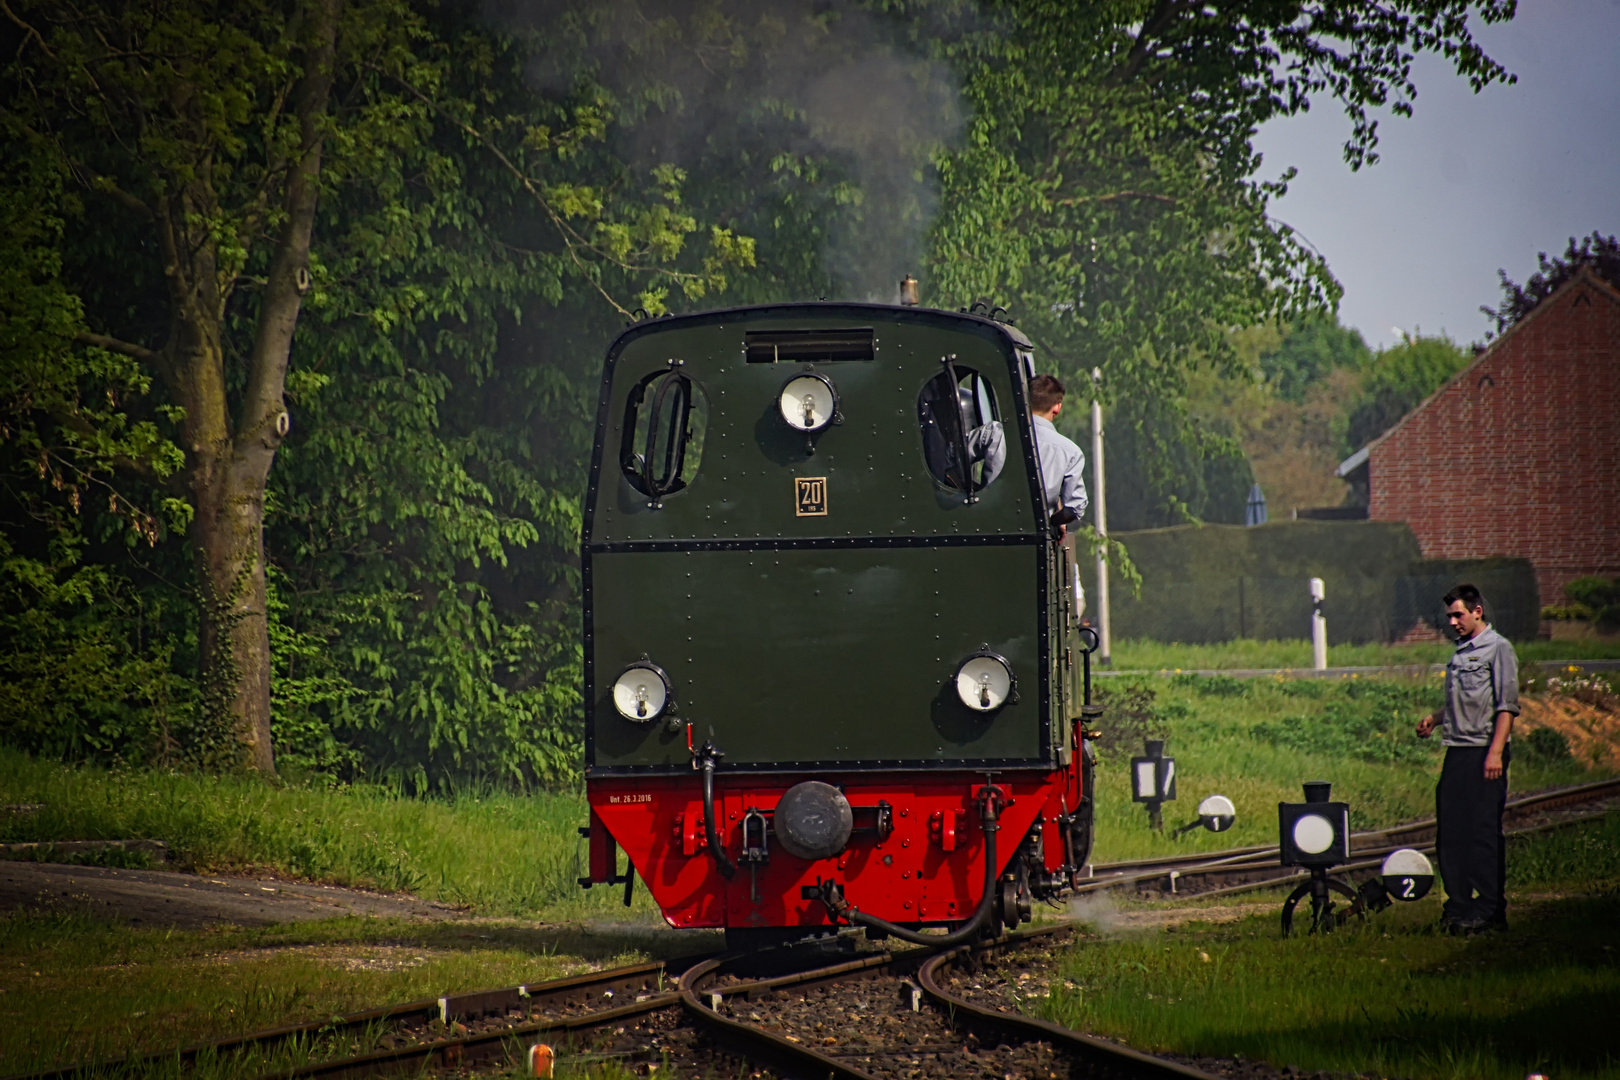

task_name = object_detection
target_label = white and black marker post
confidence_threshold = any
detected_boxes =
[1310,577,1327,671]
[1091,367,1110,666]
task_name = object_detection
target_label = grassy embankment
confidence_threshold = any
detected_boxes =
[1110,635,1620,671]
[1,661,1616,1077]
[1050,670,1620,1080]
[1040,813,1620,1080]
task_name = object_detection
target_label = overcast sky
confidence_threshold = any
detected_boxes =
[1252,0,1620,350]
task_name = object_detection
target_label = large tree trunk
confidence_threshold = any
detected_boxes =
[192,445,277,772]
[165,0,341,772]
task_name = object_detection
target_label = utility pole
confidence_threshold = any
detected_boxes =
[1091,367,1111,666]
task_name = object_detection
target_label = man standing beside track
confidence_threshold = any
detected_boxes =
[1416,584,1519,935]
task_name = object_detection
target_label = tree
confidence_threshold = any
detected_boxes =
[1484,230,1620,335]
[1345,333,1471,451]
[1,0,751,773]
[927,1,1514,519]
[1260,317,1372,403]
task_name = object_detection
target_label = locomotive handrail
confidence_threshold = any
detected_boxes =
[940,354,979,503]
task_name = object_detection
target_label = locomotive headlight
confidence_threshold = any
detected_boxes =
[955,649,1014,712]
[612,661,672,722]
[779,374,837,432]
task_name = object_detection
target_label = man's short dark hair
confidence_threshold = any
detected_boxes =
[1443,583,1485,613]
[1029,374,1065,413]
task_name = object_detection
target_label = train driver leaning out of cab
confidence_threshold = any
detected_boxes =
[966,373,1088,531]
[1027,374,1088,529]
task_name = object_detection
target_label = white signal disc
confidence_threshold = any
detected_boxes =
[1382,848,1433,878]
[1292,813,1336,855]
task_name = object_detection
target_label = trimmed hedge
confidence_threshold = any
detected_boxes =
[1105,522,1539,643]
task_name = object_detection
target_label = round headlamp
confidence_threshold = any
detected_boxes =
[612,661,672,722]
[1291,812,1336,855]
[955,648,1015,712]
[779,374,838,432]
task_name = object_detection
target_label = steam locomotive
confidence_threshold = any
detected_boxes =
[577,299,1101,946]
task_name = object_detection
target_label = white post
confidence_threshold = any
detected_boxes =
[1091,368,1111,665]
[1310,577,1327,671]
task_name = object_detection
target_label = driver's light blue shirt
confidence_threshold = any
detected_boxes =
[964,416,1088,517]
[1032,416,1087,517]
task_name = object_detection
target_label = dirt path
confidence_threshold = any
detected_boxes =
[0,861,466,927]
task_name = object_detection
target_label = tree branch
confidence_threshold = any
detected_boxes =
[0,0,55,60]
[74,331,160,363]
[239,0,342,461]
[1108,0,1194,85]
[1055,191,1178,207]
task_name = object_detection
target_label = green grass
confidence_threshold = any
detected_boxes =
[0,671,1615,1079]
[1045,813,1620,1080]
[0,749,659,919]
[0,910,707,1075]
[1109,636,1620,671]
[1087,672,1611,864]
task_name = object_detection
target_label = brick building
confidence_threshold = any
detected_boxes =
[1337,266,1620,613]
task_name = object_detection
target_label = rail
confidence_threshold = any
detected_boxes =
[1075,775,1620,901]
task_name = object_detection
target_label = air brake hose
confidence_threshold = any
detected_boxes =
[699,748,736,880]
[817,788,1003,947]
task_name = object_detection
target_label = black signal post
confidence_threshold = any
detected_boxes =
[1130,739,1176,831]
[1277,780,1355,935]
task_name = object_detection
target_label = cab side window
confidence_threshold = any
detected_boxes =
[918,365,1003,492]
[620,369,707,499]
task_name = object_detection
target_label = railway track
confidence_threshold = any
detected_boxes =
[684,927,1217,1079]
[5,954,710,1080]
[15,928,1227,1080]
[1077,775,1620,901]
[18,777,1613,1080]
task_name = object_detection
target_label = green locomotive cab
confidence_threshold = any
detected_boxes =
[580,302,1098,939]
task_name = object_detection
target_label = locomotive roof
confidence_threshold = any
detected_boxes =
[605,301,1035,356]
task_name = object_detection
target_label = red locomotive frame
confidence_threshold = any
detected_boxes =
[583,725,1086,930]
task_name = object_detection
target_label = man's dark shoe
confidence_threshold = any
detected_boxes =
[1450,918,1494,937]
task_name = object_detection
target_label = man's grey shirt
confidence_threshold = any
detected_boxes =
[1032,416,1087,517]
[1441,625,1520,747]
[964,416,1087,517]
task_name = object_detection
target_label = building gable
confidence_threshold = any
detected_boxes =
[1364,267,1620,610]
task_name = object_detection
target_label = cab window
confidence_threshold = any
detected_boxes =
[918,365,1003,493]
[620,369,706,499]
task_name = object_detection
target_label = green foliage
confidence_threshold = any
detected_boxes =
[1486,230,1620,336]
[1564,576,1620,631]
[1259,316,1373,402]
[0,746,642,916]
[0,1,1521,783]
[1249,679,1443,765]
[1345,333,1473,451]
[1095,398,1256,530]
[1520,725,1572,762]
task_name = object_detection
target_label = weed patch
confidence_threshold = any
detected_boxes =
[1248,680,1443,766]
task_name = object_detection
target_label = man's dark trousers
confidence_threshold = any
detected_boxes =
[1436,744,1510,927]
